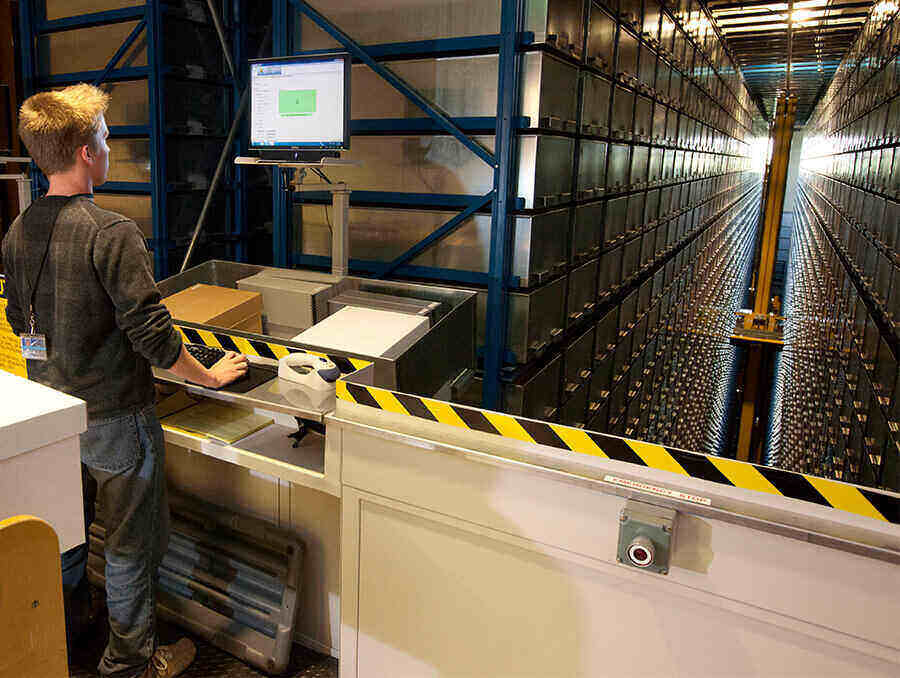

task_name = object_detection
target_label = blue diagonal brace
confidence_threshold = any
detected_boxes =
[289,0,497,169]
[377,191,494,279]
[38,6,147,33]
[92,19,146,87]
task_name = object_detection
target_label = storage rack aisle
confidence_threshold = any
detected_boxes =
[774,4,900,489]
[639,185,761,454]
[485,0,762,434]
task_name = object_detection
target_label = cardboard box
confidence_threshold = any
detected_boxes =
[163,284,263,333]
[236,273,331,331]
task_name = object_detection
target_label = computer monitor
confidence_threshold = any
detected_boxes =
[249,53,350,160]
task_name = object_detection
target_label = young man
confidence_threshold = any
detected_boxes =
[2,84,248,678]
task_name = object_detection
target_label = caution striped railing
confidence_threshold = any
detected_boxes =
[174,323,371,375]
[336,381,900,525]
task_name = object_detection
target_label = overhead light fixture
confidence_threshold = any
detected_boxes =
[873,0,899,17]
[789,8,814,23]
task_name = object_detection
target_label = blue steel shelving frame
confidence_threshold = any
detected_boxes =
[17,0,528,408]
[18,2,163,265]
[231,0,248,265]
[147,0,166,277]
[17,0,243,279]
[271,0,292,269]
[483,0,524,410]
[283,0,526,409]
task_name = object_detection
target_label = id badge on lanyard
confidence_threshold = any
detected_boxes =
[21,311,48,360]
[18,195,76,361]
[21,335,48,360]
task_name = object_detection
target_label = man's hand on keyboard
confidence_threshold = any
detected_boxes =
[209,351,249,388]
[170,345,249,389]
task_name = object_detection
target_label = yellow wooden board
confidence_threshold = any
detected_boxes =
[0,275,27,378]
[0,516,68,678]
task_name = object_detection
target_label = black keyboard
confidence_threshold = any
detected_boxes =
[185,343,227,369]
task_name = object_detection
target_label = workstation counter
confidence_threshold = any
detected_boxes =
[145,262,475,659]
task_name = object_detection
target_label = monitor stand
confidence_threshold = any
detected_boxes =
[235,156,358,278]
[257,150,340,163]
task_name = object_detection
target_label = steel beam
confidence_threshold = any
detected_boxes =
[271,0,292,269]
[724,22,864,36]
[734,94,795,463]
[37,6,146,33]
[709,0,867,10]
[482,0,524,411]
[291,190,515,210]
[232,0,247,263]
[351,116,530,134]
[92,19,146,87]
[94,181,153,194]
[787,0,794,93]
[293,34,521,61]
[17,1,40,203]
[737,51,846,59]
[146,0,167,278]
[743,62,839,72]
[727,24,860,38]
[733,36,861,45]
[291,254,493,286]
[755,94,797,316]
[734,36,856,45]
[722,23,865,38]
[42,66,151,86]
[716,10,870,27]
[376,192,494,279]
[206,0,237,79]
[725,12,869,26]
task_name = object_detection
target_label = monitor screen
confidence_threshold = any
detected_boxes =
[249,53,350,149]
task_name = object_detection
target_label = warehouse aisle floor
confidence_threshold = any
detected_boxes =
[68,614,337,678]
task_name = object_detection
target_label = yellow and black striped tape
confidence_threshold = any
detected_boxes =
[336,381,900,525]
[174,324,371,375]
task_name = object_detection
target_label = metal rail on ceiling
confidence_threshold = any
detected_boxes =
[706,0,876,121]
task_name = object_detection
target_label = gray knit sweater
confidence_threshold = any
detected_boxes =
[1,195,182,420]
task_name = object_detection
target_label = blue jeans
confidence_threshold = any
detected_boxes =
[67,404,170,678]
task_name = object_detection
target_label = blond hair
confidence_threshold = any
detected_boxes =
[18,84,110,175]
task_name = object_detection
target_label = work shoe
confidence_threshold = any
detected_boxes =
[140,638,197,678]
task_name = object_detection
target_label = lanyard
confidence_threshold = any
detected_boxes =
[24,195,85,335]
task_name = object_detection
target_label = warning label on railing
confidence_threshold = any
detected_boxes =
[603,474,712,506]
